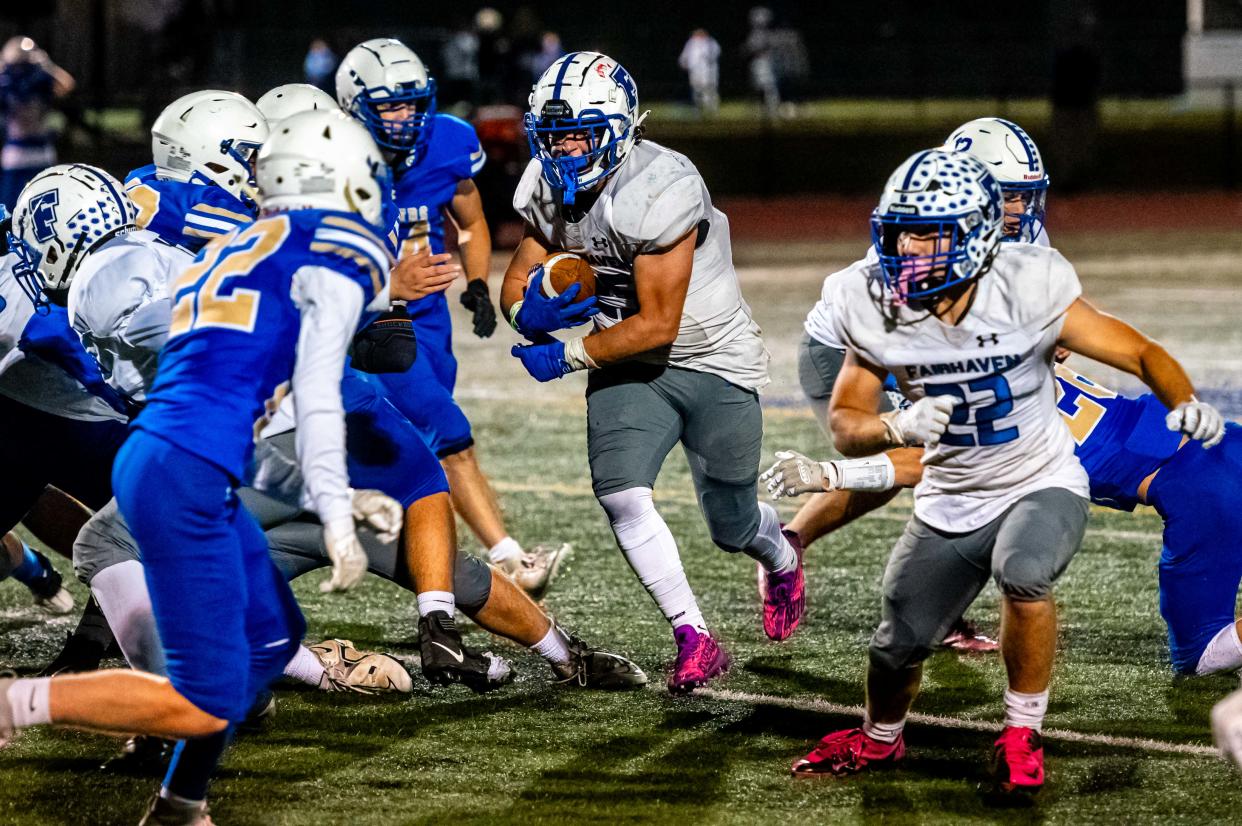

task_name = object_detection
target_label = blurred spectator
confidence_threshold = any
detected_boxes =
[441,20,480,110]
[0,36,74,210]
[678,29,721,117]
[529,32,565,82]
[507,6,543,103]
[475,7,510,105]
[303,38,337,95]
[745,7,780,119]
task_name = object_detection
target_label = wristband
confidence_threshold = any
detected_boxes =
[507,300,525,333]
[563,336,598,371]
[828,454,897,492]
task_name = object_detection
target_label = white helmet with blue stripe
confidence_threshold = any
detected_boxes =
[871,148,1003,305]
[525,51,648,205]
[943,118,1048,243]
[8,163,136,306]
[336,38,436,155]
[151,90,269,207]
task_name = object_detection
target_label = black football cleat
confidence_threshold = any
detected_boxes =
[417,610,512,694]
[551,629,648,690]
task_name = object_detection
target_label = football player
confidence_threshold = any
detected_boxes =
[780,149,1223,796]
[0,110,411,824]
[336,39,570,594]
[785,117,1052,651]
[254,82,338,124]
[500,52,803,693]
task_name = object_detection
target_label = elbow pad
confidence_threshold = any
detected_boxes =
[350,310,417,374]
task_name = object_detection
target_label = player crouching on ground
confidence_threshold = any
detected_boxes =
[778,148,1223,797]
[0,110,405,824]
[501,52,803,694]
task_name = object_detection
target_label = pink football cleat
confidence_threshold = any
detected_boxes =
[667,625,730,694]
[941,618,999,653]
[758,529,806,641]
[992,726,1044,795]
[792,727,906,777]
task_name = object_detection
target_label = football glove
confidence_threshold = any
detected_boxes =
[511,340,572,382]
[1166,400,1225,449]
[881,395,955,448]
[321,518,368,593]
[351,310,416,374]
[761,450,834,499]
[512,268,597,339]
[459,278,497,338]
[350,488,403,544]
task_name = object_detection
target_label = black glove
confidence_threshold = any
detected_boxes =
[459,278,497,338]
[351,310,417,374]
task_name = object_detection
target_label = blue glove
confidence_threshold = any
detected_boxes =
[513,269,598,339]
[511,340,572,382]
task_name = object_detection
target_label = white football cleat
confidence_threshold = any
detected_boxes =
[309,639,413,694]
[35,586,75,615]
[496,543,571,599]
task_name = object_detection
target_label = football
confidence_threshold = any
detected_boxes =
[539,252,596,300]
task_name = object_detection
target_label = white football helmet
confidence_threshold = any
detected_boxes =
[871,149,1003,304]
[335,38,436,154]
[944,118,1048,243]
[256,109,390,228]
[256,83,339,126]
[8,164,136,306]
[151,90,269,206]
[525,52,648,205]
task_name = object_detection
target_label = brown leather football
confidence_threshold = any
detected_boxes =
[540,252,596,300]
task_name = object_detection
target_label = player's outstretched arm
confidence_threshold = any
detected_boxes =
[578,227,695,366]
[1059,297,1225,446]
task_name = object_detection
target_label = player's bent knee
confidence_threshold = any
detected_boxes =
[454,552,492,614]
[868,638,932,672]
[598,486,655,527]
[994,558,1055,602]
[700,489,761,554]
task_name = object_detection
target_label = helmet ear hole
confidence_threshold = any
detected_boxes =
[205,162,229,175]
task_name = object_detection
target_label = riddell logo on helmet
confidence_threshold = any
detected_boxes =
[1024,173,1042,180]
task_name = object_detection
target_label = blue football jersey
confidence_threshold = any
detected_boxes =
[134,209,388,481]
[390,113,485,258]
[1053,364,1183,511]
[124,164,256,253]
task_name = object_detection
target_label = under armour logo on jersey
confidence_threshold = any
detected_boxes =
[977,333,1000,347]
[29,190,60,243]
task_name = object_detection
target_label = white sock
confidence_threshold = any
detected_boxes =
[1196,622,1242,676]
[488,536,523,565]
[416,590,456,617]
[599,488,707,633]
[91,560,166,675]
[283,645,327,687]
[8,677,51,728]
[862,711,905,744]
[745,502,797,573]
[1003,688,1050,732]
[159,787,205,807]
[531,625,572,666]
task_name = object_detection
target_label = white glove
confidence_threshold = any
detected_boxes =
[1166,400,1225,449]
[1212,688,1242,771]
[761,450,837,499]
[881,395,956,447]
[351,488,403,543]
[321,517,368,593]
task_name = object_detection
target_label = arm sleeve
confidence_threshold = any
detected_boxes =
[289,265,366,527]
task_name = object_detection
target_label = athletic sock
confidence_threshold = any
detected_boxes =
[1196,622,1242,676]
[1003,688,1050,732]
[599,488,708,634]
[91,560,165,673]
[283,645,327,687]
[8,677,51,728]
[487,536,523,565]
[531,625,572,666]
[163,724,233,802]
[745,502,797,574]
[862,711,905,744]
[10,543,46,587]
[416,591,456,617]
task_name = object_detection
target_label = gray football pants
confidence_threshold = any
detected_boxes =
[586,363,764,553]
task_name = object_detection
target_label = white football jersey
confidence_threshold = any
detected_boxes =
[829,241,1088,531]
[67,229,193,404]
[514,140,769,391]
[0,253,125,421]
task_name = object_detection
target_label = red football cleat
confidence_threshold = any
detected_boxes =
[941,618,999,653]
[759,528,806,642]
[667,625,730,694]
[791,727,906,777]
[992,725,1044,795]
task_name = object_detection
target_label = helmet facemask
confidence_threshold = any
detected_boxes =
[6,229,49,313]
[1001,182,1048,243]
[210,138,263,209]
[871,211,996,306]
[355,78,437,155]
[525,102,635,206]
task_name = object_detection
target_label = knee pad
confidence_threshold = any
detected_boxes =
[73,503,142,586]
[700,488,761,554]
[454,553,492,615]
[868,624,933,673]
[994,555,1053,602]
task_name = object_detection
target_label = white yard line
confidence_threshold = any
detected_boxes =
[696,688,1220,758]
